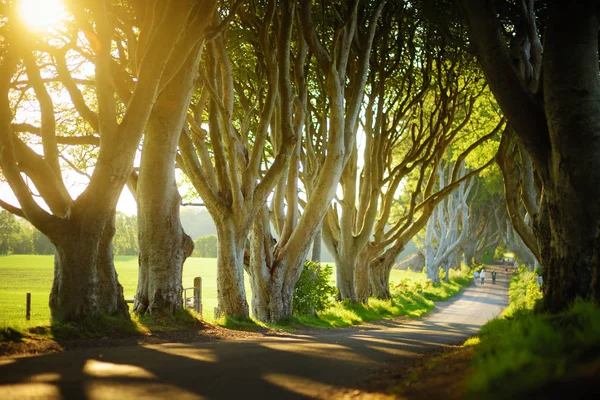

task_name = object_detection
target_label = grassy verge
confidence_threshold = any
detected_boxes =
[0,254,472,341]
[291,266,471,329]
[464,268,600,399]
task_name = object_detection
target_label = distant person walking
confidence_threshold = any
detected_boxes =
[514,260,519,270]
[480,269,486,285]
[473,270,479,285]
[492,270,497,285]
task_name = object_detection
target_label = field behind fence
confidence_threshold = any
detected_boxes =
[0,254,413,327]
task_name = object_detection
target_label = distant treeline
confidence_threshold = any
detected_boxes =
[0,210,219,258]
[0,210,54,255]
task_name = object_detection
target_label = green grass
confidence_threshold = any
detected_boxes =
[295,267,471,328]
[464,270,600,399]
[0,255,225,328]
[0,255,472,338]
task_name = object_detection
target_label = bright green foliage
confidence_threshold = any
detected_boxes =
[293,261,337,316]
[0,211,36,254]
[504,269,543,316]
[467,301,600,399]
[466,268,600,399]
[296,266,471,328]
[112,212,138,255]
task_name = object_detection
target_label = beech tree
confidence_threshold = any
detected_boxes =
[357,48,502,299]
[0,1,212,322]
[424,162,473,283]
[462,173,503,267]
[244,0,385,322]
[322,1,430,302]
[178,1,297,319]
[460,0,600,310]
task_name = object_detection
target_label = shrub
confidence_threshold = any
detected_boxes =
[506,270,542,315]
[293,261,337,316]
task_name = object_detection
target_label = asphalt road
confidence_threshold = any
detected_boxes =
[0,266,509,400]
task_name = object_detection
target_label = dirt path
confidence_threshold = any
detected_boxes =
[0,267,508,399]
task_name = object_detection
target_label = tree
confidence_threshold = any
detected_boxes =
[462,171,504,267]
[322,1,430,303]
[424,162,473,283]
[113,212,137,256]
[0,1,212,322]
[178,0,297,319]
[459,0,600,311]
[244,0,386,322]
[0,210,24,254]
[357,47,502,299]
[192,235,218,258]
[131,4,215,315]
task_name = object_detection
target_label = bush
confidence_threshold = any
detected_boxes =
[293,261,336,316]
[505,270,542,315]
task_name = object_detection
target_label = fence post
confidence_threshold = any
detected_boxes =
[26,293,31,321]
[194,277,202,316]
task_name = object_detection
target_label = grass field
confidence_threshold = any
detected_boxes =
[0,254,416,328]
[0,255,228,327]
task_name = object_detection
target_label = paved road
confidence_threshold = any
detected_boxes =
[0,267,508,399]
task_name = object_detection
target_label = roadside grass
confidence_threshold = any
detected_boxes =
[464,269,600,399]
[294,267,471,329]
[0,254,472,340]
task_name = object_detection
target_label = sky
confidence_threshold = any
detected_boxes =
[0,181,139,216]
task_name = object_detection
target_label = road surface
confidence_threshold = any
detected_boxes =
[0,267,508,399]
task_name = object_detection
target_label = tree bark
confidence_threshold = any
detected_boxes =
[461,0,600,311]
[369,246,403,299]
[49,210,128,323]
[133,44,201,315]
[214,217,250,319]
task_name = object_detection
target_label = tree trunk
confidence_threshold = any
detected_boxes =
[463,241,476,267]
[335,250,358,302]
[49,211,128,323]
[133,48,200,315]
[369,256,393,299]
[311,226,322,262]
[369,263,392,299]
[248,217,274,322]
[135,185,193,314]
[536,5,600,310]
[460,0,600,311]
[215,218,249,319]
[355,251,371,303]
[248,211,306,323]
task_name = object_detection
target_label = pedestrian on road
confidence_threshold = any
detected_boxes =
[492,271,497,285]
[473,270,479,285]
[480,269,486,285]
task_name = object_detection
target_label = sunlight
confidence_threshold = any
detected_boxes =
[143,344,218,363]
[18,0,66,32]
[83,359,157,379]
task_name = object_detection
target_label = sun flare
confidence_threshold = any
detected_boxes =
[19,0,66,32]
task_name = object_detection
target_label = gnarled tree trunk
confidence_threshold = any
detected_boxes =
[214,216,250,319]
[460,0,600,311]
[50,210,128,322]
[133,44,201,315]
